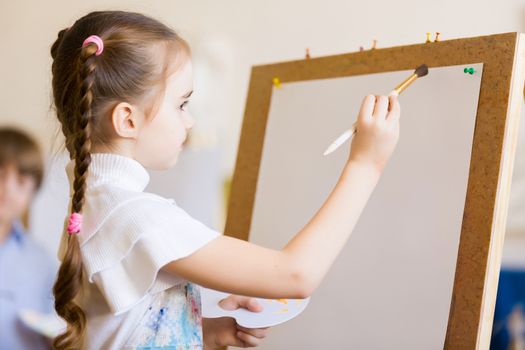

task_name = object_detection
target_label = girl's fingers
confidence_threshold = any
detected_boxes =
[237,331,263,347]
[357,94,376,122]
[219,295,263,312]
[246,298,263,312]
[234,297,262,312]
[387,94,394,112]
[372,95,389,120]
[237,325,269,338]
[386,95,401,123]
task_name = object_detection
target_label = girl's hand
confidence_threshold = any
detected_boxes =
[203,295,270,349]
[347,94,401,173]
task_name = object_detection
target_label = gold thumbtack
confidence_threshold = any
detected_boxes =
[272,77,281,88]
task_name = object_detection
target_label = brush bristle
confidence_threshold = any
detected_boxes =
[415,64,429,77]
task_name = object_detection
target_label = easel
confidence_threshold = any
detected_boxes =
[224,33,525,349]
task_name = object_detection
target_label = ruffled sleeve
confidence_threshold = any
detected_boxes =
[79,195,221,316]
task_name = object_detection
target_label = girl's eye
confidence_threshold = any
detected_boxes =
[179,100,189,111]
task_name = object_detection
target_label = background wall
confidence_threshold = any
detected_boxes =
[2,0,525,177]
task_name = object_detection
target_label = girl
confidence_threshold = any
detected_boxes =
[50,10,400,350]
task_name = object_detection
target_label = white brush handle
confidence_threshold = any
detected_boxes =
[323,122,357,156]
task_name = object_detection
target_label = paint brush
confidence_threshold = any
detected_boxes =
[323,64,429,156]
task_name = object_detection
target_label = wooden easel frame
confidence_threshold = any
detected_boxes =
[224,32,525,349]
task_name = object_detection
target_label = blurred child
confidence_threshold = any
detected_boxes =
[0,127,57,349]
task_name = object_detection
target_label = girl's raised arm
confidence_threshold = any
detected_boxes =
[162,95,400,299]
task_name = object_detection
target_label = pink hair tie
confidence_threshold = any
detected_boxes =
[82,35,104,56]
[67,212,83,235]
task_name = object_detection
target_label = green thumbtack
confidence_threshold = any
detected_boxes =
[463,67,475,75]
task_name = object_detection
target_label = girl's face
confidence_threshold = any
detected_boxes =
[0,164,36,226]
[134,59,195,170]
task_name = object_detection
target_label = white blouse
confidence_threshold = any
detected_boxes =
[57,153,221,349]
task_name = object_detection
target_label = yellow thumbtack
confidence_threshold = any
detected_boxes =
[272,77,281,88]
[305,48,310,59]
[371,40,377,50]
[434,32,441,42]
[426,32,431,43]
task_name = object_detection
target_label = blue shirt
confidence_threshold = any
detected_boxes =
[0,220,57,350]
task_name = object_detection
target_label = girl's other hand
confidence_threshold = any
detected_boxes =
[203,295,270,349]
[347,94,401,174]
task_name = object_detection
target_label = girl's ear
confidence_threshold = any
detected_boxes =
[111,102,141,139]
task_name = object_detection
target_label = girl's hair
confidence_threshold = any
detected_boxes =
[50,10,190,349]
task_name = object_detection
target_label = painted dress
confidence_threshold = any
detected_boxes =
[124,282,204,349]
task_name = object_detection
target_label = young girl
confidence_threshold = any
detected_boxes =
[50,10,400,350]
